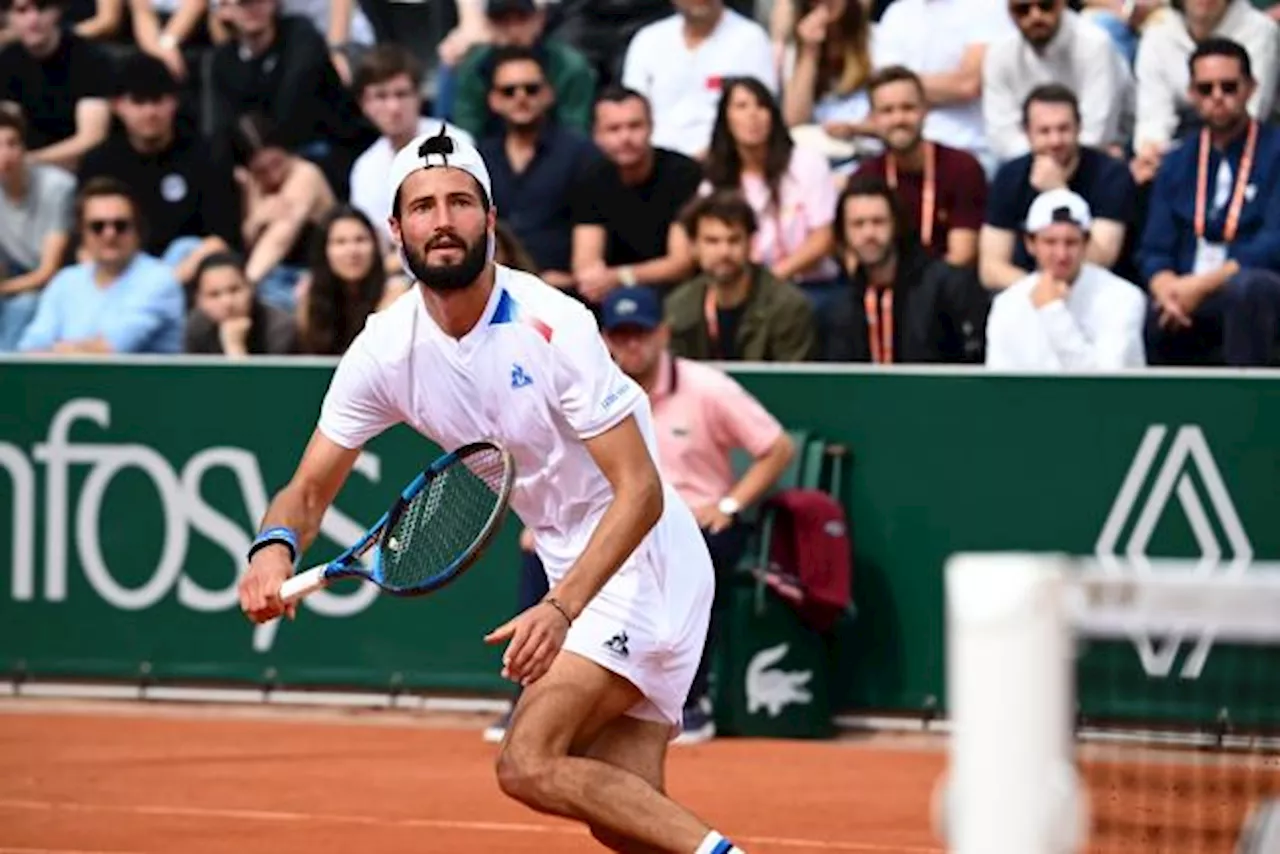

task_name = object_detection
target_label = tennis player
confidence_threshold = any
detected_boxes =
[237,126,745,854]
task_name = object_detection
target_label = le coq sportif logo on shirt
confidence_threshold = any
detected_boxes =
[510,364,533,389]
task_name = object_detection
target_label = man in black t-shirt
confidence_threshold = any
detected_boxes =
[79,53,241,286]
[0,0,112,170]
[208,0,373,199]
[571,86,701,305]
[978,83,1135,291]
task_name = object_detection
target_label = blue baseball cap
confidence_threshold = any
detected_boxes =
[602,287,663,332]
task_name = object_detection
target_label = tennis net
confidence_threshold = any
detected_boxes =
[943,553,1280,854]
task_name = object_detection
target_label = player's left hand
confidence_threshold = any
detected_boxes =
[484,601,571,686]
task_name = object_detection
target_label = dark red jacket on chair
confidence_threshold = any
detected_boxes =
[759,488,854,633]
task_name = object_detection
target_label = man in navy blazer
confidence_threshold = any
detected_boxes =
[1138,37,1280,366]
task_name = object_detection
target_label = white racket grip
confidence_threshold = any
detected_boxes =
[279,565,328,604]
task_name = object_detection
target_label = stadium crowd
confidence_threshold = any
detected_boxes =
[2,0,1279,366]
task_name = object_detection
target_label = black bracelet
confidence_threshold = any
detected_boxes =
[543,597,573,626]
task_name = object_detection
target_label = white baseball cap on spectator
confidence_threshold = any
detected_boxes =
[1024,188,1093,234]
[386,124,493,219]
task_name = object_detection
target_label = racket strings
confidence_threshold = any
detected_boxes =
[379,448,510,592]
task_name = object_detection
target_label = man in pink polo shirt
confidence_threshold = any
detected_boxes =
[601,285,796,744]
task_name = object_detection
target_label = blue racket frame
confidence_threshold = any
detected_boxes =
[278,441,515,603]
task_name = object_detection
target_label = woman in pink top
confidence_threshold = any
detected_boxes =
[702,76,840,308]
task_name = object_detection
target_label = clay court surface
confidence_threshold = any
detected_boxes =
[0,698,946,854]
[5,698,1277,854]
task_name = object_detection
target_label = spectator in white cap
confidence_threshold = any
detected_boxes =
[985,187,1147,369]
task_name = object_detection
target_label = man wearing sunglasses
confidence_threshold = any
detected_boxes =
[478,45,601,291]
[16,177,183,354]
[983,0,1131,162]
[447,0,597,140]
[1132,0,1276,179]
[1139,37,1280,366]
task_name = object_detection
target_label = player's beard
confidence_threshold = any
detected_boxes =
[404,233,489,292]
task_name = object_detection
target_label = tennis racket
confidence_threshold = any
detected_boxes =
[278,440,516,604]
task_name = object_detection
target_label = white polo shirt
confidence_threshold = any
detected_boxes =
[984,263,1148,370]
[621,8,777,157]
[317,265,708,593]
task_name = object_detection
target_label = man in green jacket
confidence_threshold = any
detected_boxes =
[449,0,597,139]
[665,190,818,362]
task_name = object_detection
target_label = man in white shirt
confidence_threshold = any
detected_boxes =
[349,45,473,266]
[621,0,776,159]
[983,0,1132,162]
[986,188,1147,369]
[236,127,743,854]
[875,0,1015,172]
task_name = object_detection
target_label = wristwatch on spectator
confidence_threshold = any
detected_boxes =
[618,266,637,288]
[718,497,741,518]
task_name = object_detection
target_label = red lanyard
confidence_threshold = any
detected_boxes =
[863,287,894,365]
[886,142,936,249]
[1195,120,1257,243]
[704,286,722,351]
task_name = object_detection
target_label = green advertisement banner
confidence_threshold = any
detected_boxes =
[1,359,1277,726]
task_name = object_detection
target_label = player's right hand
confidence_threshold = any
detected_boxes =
[238,547,298,624]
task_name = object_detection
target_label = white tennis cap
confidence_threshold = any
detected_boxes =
[1025,188,1093,234]
[386,125,492,217]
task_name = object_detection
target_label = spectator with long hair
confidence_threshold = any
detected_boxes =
[185,251,298,356]
[781,0,876,139]
[295,205,404,355]
[231,111,336,312]
[700,77,840,312]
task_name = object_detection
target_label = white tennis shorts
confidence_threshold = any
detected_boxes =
[554,504,715,731]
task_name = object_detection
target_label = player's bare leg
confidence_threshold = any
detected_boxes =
[580,715,672,854]
[495,651,730,852]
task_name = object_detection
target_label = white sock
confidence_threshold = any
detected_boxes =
[694,831,743,854]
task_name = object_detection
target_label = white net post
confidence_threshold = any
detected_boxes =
[944,553,1085,854]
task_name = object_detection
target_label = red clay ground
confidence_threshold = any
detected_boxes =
[4,699,1274,853]
[0,699,945,854]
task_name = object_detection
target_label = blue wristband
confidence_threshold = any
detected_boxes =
[248,526,299,564]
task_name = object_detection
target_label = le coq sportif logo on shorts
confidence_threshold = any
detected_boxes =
[1094,424,1253,679]
[602,631,630,658]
